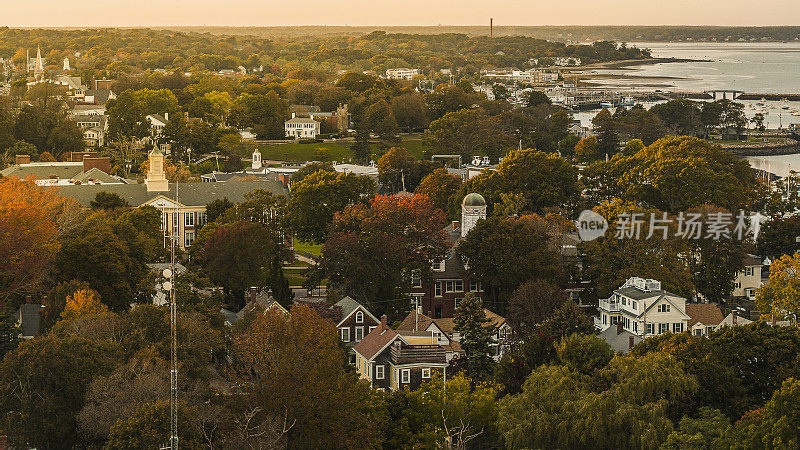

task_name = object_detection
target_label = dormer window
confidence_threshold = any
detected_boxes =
[658,304,671,313]
[432,260,446,272]
[356,311,364,323]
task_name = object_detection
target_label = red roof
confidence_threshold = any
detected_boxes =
[352,324,400,361]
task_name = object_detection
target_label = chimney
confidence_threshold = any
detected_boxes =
[291,112,296,119]
[380,314,388,331]
[628,336,635,350]
[616,321,623,336]
[249,287,257,304]
[164,112,169,122]
[15,154,31,165]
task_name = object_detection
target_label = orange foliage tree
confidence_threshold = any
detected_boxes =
[0,177,67,299]
[61,289,108,320]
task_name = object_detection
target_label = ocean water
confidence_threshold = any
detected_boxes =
[574,42,800,130]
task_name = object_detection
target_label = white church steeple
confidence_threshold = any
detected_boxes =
[461,193,487,237]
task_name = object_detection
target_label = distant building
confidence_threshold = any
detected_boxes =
[54,148,289,251]
[385,68,420,80]
[1,155,119,186]
[595,277,689,337]
[285,114,320,139]
[733,254,766,301]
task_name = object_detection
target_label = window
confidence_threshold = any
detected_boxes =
[173,212,178,228]
[401,369,410,384]
[745,267,754,276]
[610,316,619,325]
[631,301,638,310]
[706,326,715,335]
[469,281,482,292]
[633,322,638,333]
[349,354,356,365]
[454,298,463,309]
[376,365,385,379]
[602,314,607,325]
[422,368,431,379]
[445,280,464,293]
[340,328,350,342]
[432,260,445,272]
[411,272,422,288]
[659,323,669,334]
[411,296,422,310]
[646,323,654,335]
[185,212,194,227]
[673,323,684,333]
[434,282,442,297]
[694,328,703,337]
[185,231,195,247]
[622,297,628,306]
[734,281,741,289]
[355,311,364,323]
[658,304,671,313]
[355,326,364,341]
[198,211,208,226]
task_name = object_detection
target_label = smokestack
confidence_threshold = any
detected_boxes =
[381,314,388,332]
[490,18,493,38]
[629,336,635,350]
[616,321,623,336]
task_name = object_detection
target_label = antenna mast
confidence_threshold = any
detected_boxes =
[169,179,179,449]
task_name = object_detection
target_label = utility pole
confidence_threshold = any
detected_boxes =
[490,18,493,38]
[162,183,179,450]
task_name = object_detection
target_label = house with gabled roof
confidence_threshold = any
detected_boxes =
[596,277,690,337]
[353,315,449,391]
[334,296,380,362]
[686,303,725,337]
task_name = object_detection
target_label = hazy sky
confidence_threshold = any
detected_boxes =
[4,0,800,27]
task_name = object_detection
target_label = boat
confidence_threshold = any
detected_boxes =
[619,96,636,107]
[600,101,613,108]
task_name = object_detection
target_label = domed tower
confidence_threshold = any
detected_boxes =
[251,148,262,170]
[461,193,487,237]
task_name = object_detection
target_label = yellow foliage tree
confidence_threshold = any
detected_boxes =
[756,253,800,326]
[62,289,108,320]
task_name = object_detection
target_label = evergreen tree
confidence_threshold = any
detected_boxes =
[453,294,496,382]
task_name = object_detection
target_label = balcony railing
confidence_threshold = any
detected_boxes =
[598,299,620,312]
[390,345,447,365]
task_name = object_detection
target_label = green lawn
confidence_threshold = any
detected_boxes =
[293,238,323,256]
[258,135,429,163]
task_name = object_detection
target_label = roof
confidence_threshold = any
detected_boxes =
[743,254,763,267]
[598,326,642,354]
[1,162,85,180]
[720,312,754,328]
[353,325,401,361]
[71,168,123,185]
[686,303,725,327]
[396,308,504,334]
[16,304,43,337]
[54,180,288,207]
[615,286,668,301]
[147,114,168,125]
[285,117,319,124]
[462,192,486,207]
[84,89,113,104]
[334,296,379,326]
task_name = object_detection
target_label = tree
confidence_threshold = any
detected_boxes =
[106,400,202,449]
[588,136,760,213]
[757,216,800,258]
[0,335,118,448]
[525,91,551,108]
[196,221,283,310]
[756,253,800,325]
[376,147,433,193]
[0,307,20,359]
[107,90,150,176]
[498,353,698,450]
[291,161,335,187]
[574,135,602,163]
[366,99,399,145]
[456,148,581,216]
[13,82,83,158]
[228,91,288,139]
[53,213,151,311]
[456,215,563,311]
[454,294,496,381]
[506,279,567,336]
[651,99,702,136]
[0,177,63,300]
[414,168,462,216]
[286,170,375,243]
[751,112,766,131]
[205,197,233,224]
[61,288,108,320]
[335,72,382,93]
[390,92,429,132]
[424,108,512,159]
[556,333,614,374]
[229,305,385,448]
[592,108,619,157]
[424,84,481,121]
[662,407,734,450]
[90,191,130,210]
[732,377,800,448]
[384,373,500,449]
[322,194,448,315]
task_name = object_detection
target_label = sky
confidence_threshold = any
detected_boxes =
[4,0,800,27]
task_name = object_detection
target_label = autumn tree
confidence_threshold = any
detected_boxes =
[322,194,449,315]
[424,108,512,159]
[756,253,800,325]
[229,305,385,448]
[228,91,288,139]
[573,135,602,163]
[377,147,435,193]
[286,170,375,243]
[0,177,63,300]
[506,279,567,336]
[61,289,108,320]
[592,108,619,157]
[90,191,130,210]
[414,168,462,216]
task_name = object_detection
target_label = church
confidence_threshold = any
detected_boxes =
[408,193,487,319]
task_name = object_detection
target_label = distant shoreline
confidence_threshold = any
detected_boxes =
[575,57,709,70]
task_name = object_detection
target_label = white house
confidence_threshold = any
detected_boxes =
[385,68,420,80]
[596,277,690,337]
[284,115,320,139]
[733,254,765,300]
